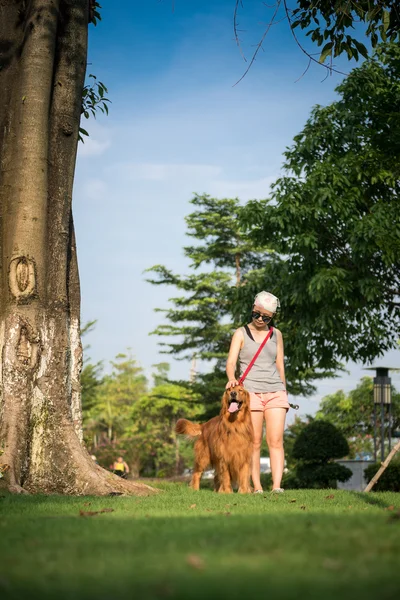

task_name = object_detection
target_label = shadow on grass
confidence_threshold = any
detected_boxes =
[349,491,395,510]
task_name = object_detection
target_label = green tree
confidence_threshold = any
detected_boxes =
[316,377,400,458]
[289,0,399,63]
[240,44,400,381]
[146,194,274,415]
[89,352,147,444]
[235,1,400,76]
[147,193,335,408]
[119,363,202,477]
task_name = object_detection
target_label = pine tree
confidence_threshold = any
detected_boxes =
[146,194,274,415]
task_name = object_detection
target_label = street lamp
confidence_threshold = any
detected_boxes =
[365,366,392,462]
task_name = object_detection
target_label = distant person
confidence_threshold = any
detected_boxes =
[113,456,130,478]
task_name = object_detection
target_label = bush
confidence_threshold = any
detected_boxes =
[293,421,349,462]
[364,461,400,492]
[291,420,351,489]
[296,463,352,489]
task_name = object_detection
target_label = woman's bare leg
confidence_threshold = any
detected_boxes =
[265,408,287,489]
[250,410,264,491]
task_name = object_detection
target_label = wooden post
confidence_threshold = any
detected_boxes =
[364,439,400,492]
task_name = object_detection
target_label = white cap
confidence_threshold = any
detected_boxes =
[254,291,280,313]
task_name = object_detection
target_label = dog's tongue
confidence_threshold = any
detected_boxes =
[228,402,239,414]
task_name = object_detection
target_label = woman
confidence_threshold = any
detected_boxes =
[226,291,289,493]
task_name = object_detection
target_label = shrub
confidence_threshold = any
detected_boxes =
[296,462,352,489]
[293,421,349,462]
[364,461,400,492]
[292,420,351,488]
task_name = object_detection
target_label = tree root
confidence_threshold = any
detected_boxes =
[71,464,159,496]
[0,481,29,495]
[1,463,159,496]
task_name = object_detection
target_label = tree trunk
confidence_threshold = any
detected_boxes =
[235,253,241,286]
[0,0,155,496]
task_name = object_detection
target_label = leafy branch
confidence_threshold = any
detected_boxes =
[79,74,111,142]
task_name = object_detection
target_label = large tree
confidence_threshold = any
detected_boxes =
[146,194,334,411]
[0,1,153,495]
[240,44,400,375]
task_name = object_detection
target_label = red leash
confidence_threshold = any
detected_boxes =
[238,327,273,386]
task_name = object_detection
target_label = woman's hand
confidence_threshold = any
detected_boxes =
[225,379,239,389]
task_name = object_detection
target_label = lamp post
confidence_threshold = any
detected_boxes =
[365,367,392,462]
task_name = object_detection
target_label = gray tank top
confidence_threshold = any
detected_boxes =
[238,326,285,393]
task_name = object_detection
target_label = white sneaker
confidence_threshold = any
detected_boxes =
[253,489,264,494]
[271,488,284,494]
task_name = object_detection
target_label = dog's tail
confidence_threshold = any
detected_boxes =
[175,419,202,438]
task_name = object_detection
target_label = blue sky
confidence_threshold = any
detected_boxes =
[73,0,400,422]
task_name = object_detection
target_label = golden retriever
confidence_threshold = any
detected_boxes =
[176,386,253,493]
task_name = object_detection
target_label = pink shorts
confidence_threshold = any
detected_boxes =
[249,390,290,412]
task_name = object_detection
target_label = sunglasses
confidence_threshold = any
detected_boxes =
[252,311,272,323]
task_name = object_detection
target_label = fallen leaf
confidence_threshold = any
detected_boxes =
[386,505,395,511]
[186,554,205,570]
[189,504,197,509]
[79,507,114,517]
[83,502,91,506]
[300,505,306,510]
[347,505,353,509]
[79,510,100,517]
[289,499,296,503]
[225,512,231,517]
[325,495,335,500]
[205,508,213,512]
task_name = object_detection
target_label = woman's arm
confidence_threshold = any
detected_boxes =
[225,328,244,388]
[275,329,286,388]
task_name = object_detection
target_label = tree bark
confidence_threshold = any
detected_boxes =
[0,0,155,496]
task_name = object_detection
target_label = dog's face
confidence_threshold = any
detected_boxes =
[221,386,250,419]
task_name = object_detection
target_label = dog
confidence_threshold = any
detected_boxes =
[175,386,253,493]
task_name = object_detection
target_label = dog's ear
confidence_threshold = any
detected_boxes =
[222,389,230,409]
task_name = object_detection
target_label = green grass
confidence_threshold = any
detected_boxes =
[0,483,399,600]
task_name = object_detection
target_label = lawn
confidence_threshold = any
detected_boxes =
[0,482,399,600]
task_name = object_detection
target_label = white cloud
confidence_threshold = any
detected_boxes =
[80,178,108,201]
[112,162,222,182]
[207,175,277,201]
[78,137,111,158]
